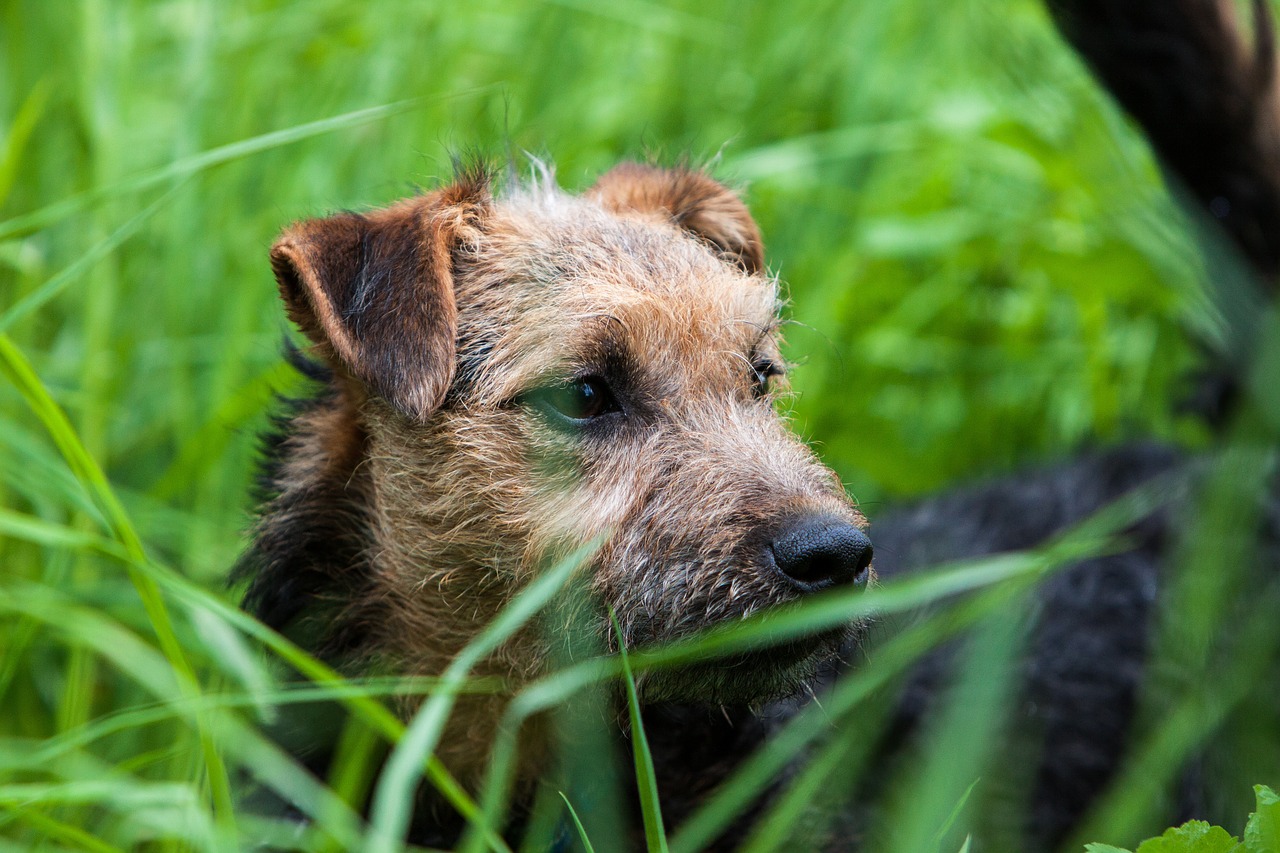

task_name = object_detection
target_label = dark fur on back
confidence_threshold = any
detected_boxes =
[871,447,1182,847]
[868,1,1280,848]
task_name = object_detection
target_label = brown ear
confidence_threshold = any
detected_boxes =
[587,163,765,274]
[270,179,489,421]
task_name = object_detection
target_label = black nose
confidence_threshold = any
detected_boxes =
[770,517,873,590]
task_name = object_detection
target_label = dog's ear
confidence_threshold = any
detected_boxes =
[270,178,490,421]
[588,163,764,274]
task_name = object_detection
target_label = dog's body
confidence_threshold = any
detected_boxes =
[869,1,1280,848]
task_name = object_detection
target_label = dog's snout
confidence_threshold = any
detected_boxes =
[770,518,872,590]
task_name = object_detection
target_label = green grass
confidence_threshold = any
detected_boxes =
[2,0,1277,850]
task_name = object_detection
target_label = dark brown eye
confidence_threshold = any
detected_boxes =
[753,361,781,399]
[525,376,619,426]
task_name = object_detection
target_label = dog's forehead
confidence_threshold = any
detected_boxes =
[494,190,773,301]
[458,191,783,397]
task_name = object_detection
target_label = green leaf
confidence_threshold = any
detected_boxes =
[1243,785,1280,853]
[1133,821,1238,853]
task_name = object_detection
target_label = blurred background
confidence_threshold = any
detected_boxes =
[0,0,1232,848]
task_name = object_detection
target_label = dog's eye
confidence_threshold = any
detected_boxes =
[752,361,782,399]
[525,376,619,425]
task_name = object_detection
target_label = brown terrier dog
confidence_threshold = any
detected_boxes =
[237,162,872,843]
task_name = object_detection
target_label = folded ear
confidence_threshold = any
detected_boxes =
[270,178,489,421]
[587,163,765,274]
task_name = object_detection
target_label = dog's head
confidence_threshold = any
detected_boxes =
[269,163,871,702]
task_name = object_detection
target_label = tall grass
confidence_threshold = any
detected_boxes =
[2,1,1275,851]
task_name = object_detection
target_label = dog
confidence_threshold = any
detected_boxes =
[236,162,873,847]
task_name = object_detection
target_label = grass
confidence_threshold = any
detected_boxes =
[1,0,1277,850]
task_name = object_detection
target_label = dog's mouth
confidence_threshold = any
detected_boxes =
[632,622,856,705]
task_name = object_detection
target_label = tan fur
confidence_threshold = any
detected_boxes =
[262,163,868,789]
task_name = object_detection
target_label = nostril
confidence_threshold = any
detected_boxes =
[770,518,873,590]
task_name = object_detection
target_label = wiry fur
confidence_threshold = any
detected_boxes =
[237,162,868,838]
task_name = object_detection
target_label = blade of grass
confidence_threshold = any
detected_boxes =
[140,545,492,843]
[0,781,201,810]
[0,77,52,209]
[1069,578,1280,847]
[544,0,727,43]
[21,677,486,767]
[880,604,1025,851]
[0,583,368,851]
[668,577,1032,853]
[613,612,668,853]
[0,182,187,333]
[737,713,864,853]
[559,792,598,853]
[725,121,917,180]
[933,779,982,847]
[463,661,616,853]
[0,90,492,241]
[365,541,596,853]
[0,807,124,853]
[633,473,1171,676]
[0,507,111,551]
[318,716,383,853]
[0,333,236,846]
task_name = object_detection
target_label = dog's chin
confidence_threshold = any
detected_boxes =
[634,626,852,705]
